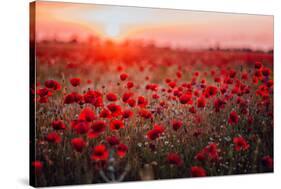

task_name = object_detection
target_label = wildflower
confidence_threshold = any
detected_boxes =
[91,145,109,161]
[71,138,86,152]
[70,78,81,87]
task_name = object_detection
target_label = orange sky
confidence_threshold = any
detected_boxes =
[34,1,274,50]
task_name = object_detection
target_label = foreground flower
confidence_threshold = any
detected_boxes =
[197,97,206,108]
[233,136,249,151]
[99,108,111,118]
[110,119,124,131]
[71,120,90,134]
[106,136,120,146]
[107,103,122,117]
[88,120,106,138]
[91,145,109,161]
[214,98,226,112]
[32,161,43,173]
[204,86,218,98]
[147,124,165,140]
[228,111,239,125]
[71,138,86,152]
[179,94,192,104]
[122,109,133,119]
[106,92,118,101]
[122,92,133,103]
[79,108,96,122]
[138,96,148,108]
[171,120,183,131]
[167,153,183,167]
[51,120,66,130]
[255,61,262,69]
[64,92,83,104]
[127,81,134,89]
[70,78,81,87]
[195,143,219,162]
[37,88,51,97]
[261,155,273,169]
[44,79,61,90]
[46,132,61,143]
[84,90,103,107]
[191,166,207,177]
[116,143,128,158]
[120,73,128,81]
[139,109,153,119]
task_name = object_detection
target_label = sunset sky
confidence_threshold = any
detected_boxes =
[35,1,274,50]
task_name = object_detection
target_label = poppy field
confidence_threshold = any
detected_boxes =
[31,39,273,186]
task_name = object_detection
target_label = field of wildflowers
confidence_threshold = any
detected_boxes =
[30,39,273,187]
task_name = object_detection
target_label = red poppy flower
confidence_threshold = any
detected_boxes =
[139,109,153,119]
[71,138,86,152]
[116,143,128,158]
[179,94,192,104]
[228,111,239,125]
[197,97,206,108]
[146,83,158,91]
[44,80,61,90]
[189,106,196,113]
[229,69,236,78]
[107,103,122,117]
[233,136,249,151]
[110,119,124,131]
[152,93,160,99]
[128,98,136,107]
[191,166,206,177]
[137,96,148,108]
[167,153,183,166]
[214,98,226,112]
[99,108,111,118]
[194,151,205,161]
[120,73,128,81]
[127,81,134,89]
[37,88,51,97]
[122,109,133,119]
[214,77,221,83]
[241,73,248,80]
[70,78,81,87]
[267,79,273,88]
[261,155,273,169]
[106,136,120,146]
[71,120,90,134]
[88,120,106,138]
[204,86,218,98]
[51,120,66,130]
[168,81,177,88]
[171,120,183,131]
[64,93,74,104]
[255,61,262,69]
[79,108,95,122]
[122,92,133,103]
[106,92,118,101]
[261,67,271,77]
[46,132,61,143]
[84,90,103,107]
[176,71,182,78]
[195,143,219,162]
[64,92,83,104]
[38,97,48,103]
[32,161,43,173]
[147,124,165,140]
[91,145,109,161]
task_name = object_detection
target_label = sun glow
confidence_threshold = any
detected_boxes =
[104,22,121,38]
